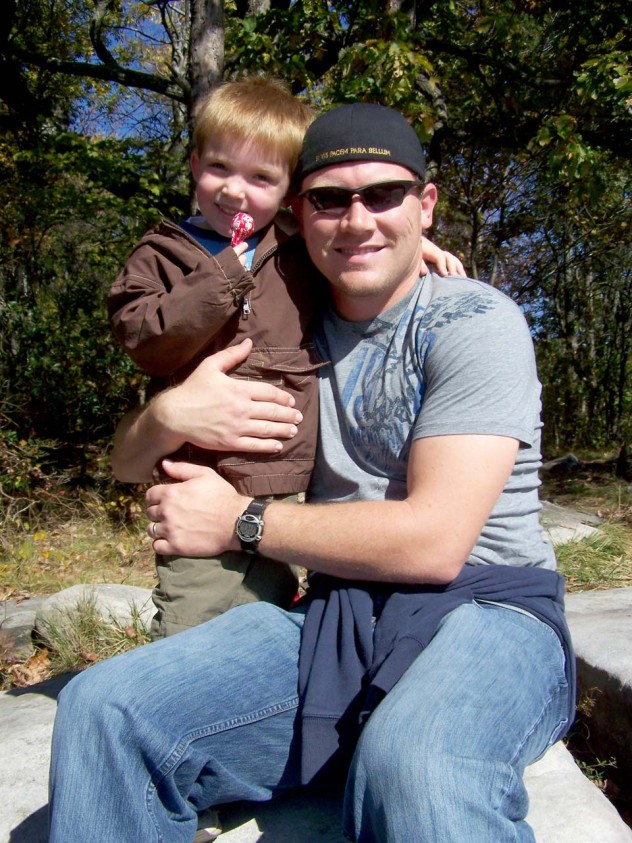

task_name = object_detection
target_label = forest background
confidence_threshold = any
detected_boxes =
[0,0,631,536]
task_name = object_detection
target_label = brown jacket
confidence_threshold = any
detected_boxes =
[108,212,326,496]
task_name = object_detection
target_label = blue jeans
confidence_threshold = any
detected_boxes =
[49,600,570,842]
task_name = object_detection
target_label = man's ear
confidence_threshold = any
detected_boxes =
[288,192,305,233]
[420,183,438,230]
[190,151,200,182]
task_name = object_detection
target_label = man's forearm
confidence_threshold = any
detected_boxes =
[257,434,517,583]
[146,435,518,584]
[259,498,467,584]
[148,473,469,584]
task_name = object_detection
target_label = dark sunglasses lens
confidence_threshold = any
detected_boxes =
[363,184,406,212]
[307,181,416,213]
[309,188,350,212]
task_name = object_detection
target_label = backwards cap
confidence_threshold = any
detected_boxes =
[295,103,426,185]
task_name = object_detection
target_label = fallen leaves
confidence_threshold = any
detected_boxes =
[5,648,52,688]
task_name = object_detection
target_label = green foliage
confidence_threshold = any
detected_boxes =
[0,418,144,534]
[0,126,189,445]
[0,427,58,529]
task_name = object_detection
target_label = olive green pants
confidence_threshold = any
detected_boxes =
[150,494,302,640]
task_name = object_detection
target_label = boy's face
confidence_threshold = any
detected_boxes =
[190,136,291,238]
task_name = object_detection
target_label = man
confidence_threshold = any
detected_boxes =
[49,103,574,843]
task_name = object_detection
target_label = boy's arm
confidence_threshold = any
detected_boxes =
[108,235,254,377]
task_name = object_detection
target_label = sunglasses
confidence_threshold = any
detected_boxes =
[299,179,424,215]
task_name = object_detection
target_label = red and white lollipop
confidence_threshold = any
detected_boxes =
[230,212,255,246]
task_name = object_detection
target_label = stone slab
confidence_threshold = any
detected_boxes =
[541,500,603,545]
[566,588,632,782]
[540,501,603,528]
[524,741,632,842]
[566,588,632,682]
[2,582,632,841]
[0,675,72,843]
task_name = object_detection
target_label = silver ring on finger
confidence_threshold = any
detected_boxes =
[151,521,159,538]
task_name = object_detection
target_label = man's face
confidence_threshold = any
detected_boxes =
[298,161,437,321]
[190,137,291,238]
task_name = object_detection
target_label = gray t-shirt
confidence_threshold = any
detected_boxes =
[310,273,556,570]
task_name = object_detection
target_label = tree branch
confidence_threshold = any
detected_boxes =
[89,0,118,67]
[13,48,186,101]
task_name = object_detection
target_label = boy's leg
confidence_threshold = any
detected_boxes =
[49,602,304,843]
[151,551,299,639]
[344,602,571,843]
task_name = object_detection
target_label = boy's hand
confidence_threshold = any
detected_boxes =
[233,241,249,267]
[420,236,466,277]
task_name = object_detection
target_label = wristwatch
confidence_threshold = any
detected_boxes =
[235,498,269,553]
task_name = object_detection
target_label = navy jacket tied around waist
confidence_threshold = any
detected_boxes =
[297,564,576,785]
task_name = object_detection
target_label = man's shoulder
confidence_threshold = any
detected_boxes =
[422,273,524,326]
[427,273,513,302]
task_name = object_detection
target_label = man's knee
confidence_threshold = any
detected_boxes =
[55,662,121,734]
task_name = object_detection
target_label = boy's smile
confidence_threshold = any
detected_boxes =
[190,137,291,239]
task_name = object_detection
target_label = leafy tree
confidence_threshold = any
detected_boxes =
[0,128,188,441]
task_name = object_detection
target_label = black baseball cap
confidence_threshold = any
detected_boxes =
[295,103,426,186]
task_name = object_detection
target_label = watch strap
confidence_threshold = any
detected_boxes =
[245,498,268,519]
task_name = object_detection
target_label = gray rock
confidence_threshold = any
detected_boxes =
[3,588,632,841]
[0,674,73,843]
[541,500,603,545]
[1,507,631,842]
[541,454,582,474]
[0,597,48,661]
[524,742,632,842]
[34,584,154,641]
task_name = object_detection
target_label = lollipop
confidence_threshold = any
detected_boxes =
[230,212,255,246]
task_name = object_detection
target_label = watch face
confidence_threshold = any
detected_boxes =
[235,502,267,549]
[239,520,260,541]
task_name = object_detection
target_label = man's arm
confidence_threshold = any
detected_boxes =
[146,433,518,584]
[111,340,304,483]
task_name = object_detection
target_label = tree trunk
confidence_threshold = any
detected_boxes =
[189,0,225,121]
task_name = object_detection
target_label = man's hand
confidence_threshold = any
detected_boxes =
[111,338,303,482]
[159,339,302,454]
[145,461,247,557]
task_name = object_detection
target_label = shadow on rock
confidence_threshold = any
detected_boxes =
[9,804,48,843]
[7,672,77,701]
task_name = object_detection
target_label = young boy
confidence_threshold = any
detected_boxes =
[108,76,462,640]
